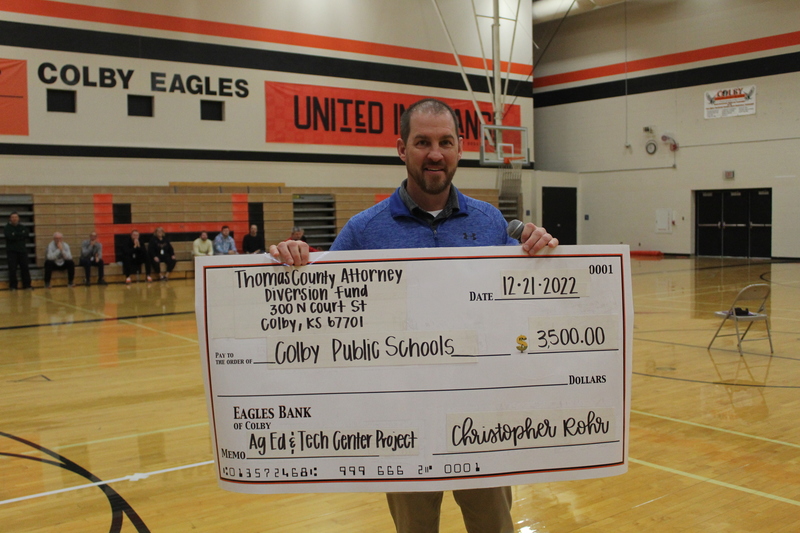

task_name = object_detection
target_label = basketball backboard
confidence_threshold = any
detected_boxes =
[479,124,530,166]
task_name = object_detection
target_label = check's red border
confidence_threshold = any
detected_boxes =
[199,250,631,489]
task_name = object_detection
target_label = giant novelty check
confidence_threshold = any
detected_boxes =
[195,245,632,494]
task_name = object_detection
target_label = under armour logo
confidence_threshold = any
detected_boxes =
[463,233,477,240]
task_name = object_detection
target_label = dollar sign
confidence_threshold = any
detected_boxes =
[516,335,528,353]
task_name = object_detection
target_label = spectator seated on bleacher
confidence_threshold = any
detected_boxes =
[213,225,237,255]
[242,224,265,254]
[148,227,177,281]
[44,232,76,288]
[122,229,152,284]
[192,231,214,257]
[79,231,107,286]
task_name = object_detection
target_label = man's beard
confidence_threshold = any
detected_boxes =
[407,163,456,196]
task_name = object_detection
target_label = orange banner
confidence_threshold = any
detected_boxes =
[0,59,29,136]
[265,82,520,152]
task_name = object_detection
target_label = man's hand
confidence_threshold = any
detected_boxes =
[520,223,559,255]
[227,250,236,255]
[269,240,310,266]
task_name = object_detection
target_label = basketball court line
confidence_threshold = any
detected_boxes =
[633,371,800,389]
[0,344,197,370]
[52,422,210,451]
[0,310,195,331]
[117,317,199,344]
[23,291,199,344]
[0,460,215,507]
[632,336,800,362]
[632,410,800,449]
[1,349,200,378]
[628,458,800,507]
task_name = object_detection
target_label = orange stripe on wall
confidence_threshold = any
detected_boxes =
[0,58,29,135]
[0,0,531,76]
[534,30,800,88]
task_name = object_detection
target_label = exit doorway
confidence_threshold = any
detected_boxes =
[542,187,577,246]
[695,188,771,258]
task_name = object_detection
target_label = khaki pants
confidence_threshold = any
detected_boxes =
[387,487,513,533]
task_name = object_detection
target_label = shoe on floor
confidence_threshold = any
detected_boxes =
[98,279,108,285]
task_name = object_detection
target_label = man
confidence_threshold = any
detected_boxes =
[290,226,306,242]
[242,224,265,254]
[122,229,152,283]
[79,231,107,285]
[3,212,32,290]
[213,225,237,255]
[193,231,214,257]
[148,227,176,281]
[272,99,557,533]
[44,232,76,288]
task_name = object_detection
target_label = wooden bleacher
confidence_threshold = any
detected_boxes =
[0,183,505,290]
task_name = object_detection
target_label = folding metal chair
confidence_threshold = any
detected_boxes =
[708,283,773,355]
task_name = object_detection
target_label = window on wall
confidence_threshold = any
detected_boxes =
[201,100,224,121]
[128,95,154,117]
[47,89,76,113]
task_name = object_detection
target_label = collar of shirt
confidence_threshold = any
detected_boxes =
[398,179,461,225]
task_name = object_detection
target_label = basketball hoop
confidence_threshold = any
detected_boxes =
[479,124,529,166]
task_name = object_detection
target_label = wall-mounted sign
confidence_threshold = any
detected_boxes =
[36,62,250,98]
[704,85,756,119]
[265,82,521,151]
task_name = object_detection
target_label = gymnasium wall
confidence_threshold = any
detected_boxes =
[0,183,501,287]
[532,0,800,257]
[0,0,533,192]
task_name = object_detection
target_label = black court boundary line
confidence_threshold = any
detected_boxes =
[635,335,800,362]
[0,310,195,331]
[0,431,150,532]
[633,371,800,389]
[631,258,800,277]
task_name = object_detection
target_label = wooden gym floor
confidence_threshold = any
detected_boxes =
[1,256,798,532]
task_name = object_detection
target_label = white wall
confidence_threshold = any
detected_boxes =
[532,0,800,257]
[0,0,532,191]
